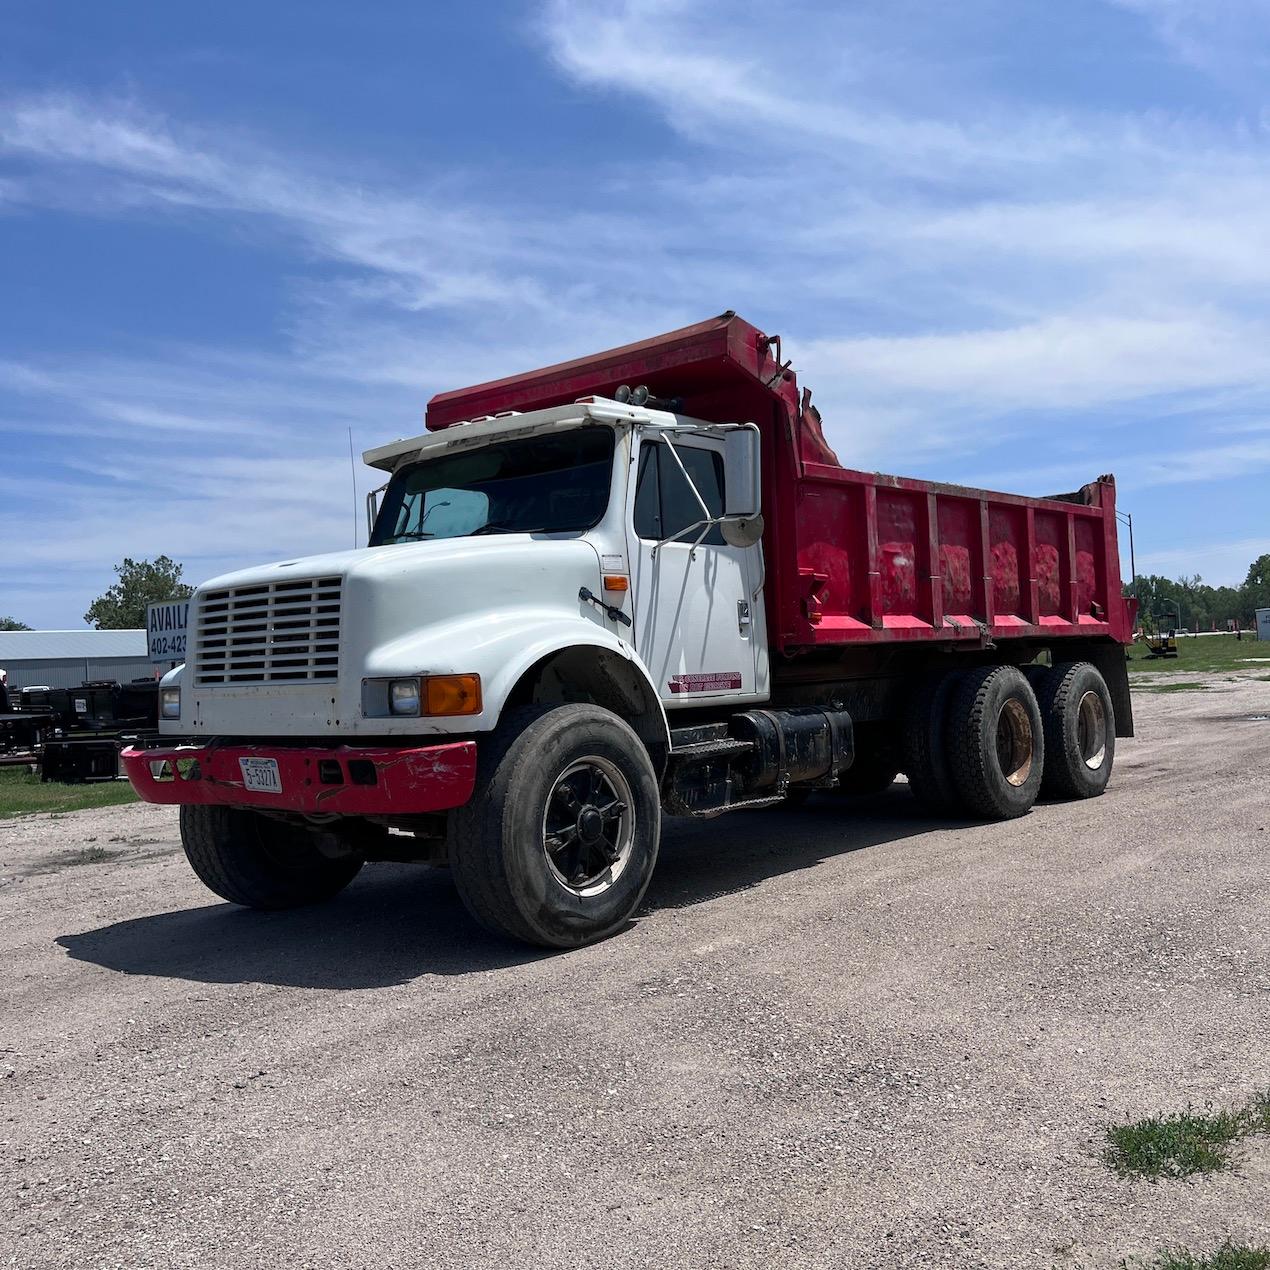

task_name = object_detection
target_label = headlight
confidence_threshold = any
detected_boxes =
[367,675,483,718]
[389,679,421,716]
[160,687,181,720]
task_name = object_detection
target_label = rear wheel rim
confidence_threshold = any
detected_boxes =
[996,698,1035,788]
[542,756,635,897]
[1076,690,1107,769]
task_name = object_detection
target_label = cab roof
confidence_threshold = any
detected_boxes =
[361,399,679,473]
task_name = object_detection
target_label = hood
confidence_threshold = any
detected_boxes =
[192,535,610,674]
[196,535,593,594]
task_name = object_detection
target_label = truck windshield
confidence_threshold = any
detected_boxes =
[371,427,615,546]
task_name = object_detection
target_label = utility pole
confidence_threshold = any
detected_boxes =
[1116,509,1135,596]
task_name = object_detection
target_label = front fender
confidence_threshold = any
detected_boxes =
[364,611,669,750]
[491,622,661,723]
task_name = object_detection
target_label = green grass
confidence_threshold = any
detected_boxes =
[1104,1090,1270,1179]
[1123,1240,1270,1270]
[1135,682,1210,694]
[0,768,138,819]
[1128,632,1270,676]
[1246,1088,1270,1132]
[1105,1108,1245,1178]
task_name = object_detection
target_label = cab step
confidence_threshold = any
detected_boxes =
[668,722,732,748]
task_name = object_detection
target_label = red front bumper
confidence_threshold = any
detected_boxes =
[121,741,478,816]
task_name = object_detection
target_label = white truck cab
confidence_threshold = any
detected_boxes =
[128,396,790,948]
[158,398,767,743]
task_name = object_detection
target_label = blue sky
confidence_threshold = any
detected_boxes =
[3,0,1270,627]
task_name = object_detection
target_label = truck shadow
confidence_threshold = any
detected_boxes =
[646,788,967,913]
[56,868,540,989]
[56,788,967,989]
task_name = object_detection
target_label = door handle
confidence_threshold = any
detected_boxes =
[737,600,752,634]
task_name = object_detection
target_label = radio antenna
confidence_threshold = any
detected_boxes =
[347,427,359,548]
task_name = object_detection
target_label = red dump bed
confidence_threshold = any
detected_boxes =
[427,313,1135,654]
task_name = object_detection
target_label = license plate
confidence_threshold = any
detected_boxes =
[239,756,282,794]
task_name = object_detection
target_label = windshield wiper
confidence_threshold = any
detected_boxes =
[387,530,436,541]
[469,522,548,536]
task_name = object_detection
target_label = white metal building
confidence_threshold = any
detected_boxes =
[0,629,153,691]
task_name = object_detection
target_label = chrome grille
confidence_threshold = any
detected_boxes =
[193,576,342,685]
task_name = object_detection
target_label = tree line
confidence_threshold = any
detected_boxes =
[1129,553,1270,631]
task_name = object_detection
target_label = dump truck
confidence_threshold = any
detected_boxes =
[123,313,1135,947]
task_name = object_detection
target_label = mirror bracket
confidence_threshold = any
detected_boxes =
[365,483,388,543]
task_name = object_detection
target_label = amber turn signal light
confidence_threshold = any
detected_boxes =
[423,673,482,716]
[602,575,629,592]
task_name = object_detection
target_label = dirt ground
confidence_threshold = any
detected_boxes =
[1,678,1267,1270]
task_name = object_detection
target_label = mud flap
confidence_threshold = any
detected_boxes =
[1085,643,1134,738]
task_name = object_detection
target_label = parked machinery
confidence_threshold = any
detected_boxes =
[1,680,159,781]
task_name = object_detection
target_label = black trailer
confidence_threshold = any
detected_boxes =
[38,680,160,783]
[0,678,161,783]
[0,709,55,759]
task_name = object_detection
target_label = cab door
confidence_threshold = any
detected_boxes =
[627,431,767,707]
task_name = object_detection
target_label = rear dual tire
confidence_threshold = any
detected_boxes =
[901,669,963,814]
[1030,661,1115,799]
[903,659,1115,820]
[180,804,363,909]
[945,666,1044,820]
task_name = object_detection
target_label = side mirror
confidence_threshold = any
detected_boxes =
[721,513,764,548]
[723,425,761,518]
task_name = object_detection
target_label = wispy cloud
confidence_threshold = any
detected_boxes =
[0,94,578,318]
[1108,0,1270,83]
[802,310,1270,426]
[1137,535,1270,582]
[0,446,366,621]
[538,0,1120,173]
[537,0,1270,478]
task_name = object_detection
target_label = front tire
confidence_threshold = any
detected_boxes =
[449,705,661,948]
[179,805,363,909]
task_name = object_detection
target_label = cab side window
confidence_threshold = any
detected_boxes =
[633,444,662,539]
[633,440,726,546]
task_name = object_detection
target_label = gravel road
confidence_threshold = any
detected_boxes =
[2,678,1268,1269]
